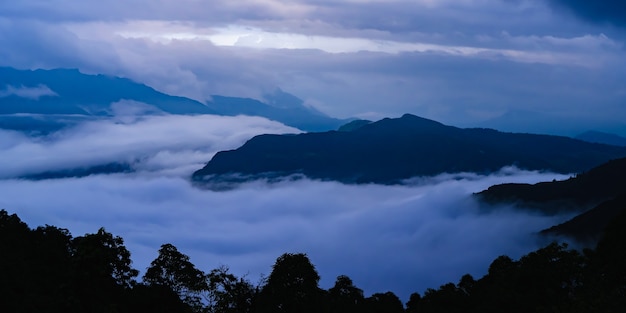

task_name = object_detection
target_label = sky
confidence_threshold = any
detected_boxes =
[0,0,625,134]
[0,112,573,299]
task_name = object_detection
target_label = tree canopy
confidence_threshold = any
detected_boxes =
[2,208,626,312]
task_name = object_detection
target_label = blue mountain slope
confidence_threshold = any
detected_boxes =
[0,67,348,132]
[206,89,350,132]
[575,131,626,147]
[0,67,214,115]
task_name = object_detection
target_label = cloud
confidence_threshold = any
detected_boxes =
[0,169,572,300]
[0,0,625,135]
[0,84,58,100]
[0,113,299,178]
[0,113,573,300]
[0,18,122,72]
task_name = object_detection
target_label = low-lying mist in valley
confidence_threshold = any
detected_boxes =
[0,113,573,300]
[0,109,300,179]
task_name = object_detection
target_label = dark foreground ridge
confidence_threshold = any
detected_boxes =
[2,208,626,312]
[193,114,626,185]
[477,157,626,243]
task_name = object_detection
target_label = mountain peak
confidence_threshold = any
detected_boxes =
[262,88,304,109]
[193,115,626,185]
[357,113,449,134]
[400,113,444,125]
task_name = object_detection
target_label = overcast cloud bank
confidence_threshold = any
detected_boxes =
[0,112,299,178]
[0,170,571,300]
[1,0,625,135]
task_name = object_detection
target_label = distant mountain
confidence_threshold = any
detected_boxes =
[20,163,133,180]
[475,109,626,138]
[0,67,348,133]
[205,89,350,132]
[0,67,214,116]
[476,157,626,242]
[337,119,372,132]
[575,131,626,147]
[474,110,577,135]
[192,114,626,185]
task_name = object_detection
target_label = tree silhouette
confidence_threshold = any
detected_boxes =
[328,275,364,313]
[143,243,207,309]
[72,228,139,288]
[405,292,422,313]
[71,227,139,312]
[363,291,404,313]
[254,253,326,313]
[206,265,255,313]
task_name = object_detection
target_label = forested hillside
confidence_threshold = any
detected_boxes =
[477,157,626,242]
[2,208,625,312]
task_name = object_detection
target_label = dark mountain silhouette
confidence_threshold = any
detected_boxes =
[205,89,350,132]
[476,157,626,212]
[476,157,626,242]
[337,119,372,132]
[575,130,626,147]
[192,114,626,186]
[0,67,348,132]
[20,163,133,180]
[541,193,626,243]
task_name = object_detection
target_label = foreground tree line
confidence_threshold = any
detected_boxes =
[1,208,625,313]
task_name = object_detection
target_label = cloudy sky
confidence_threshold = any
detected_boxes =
[1,0,625,134]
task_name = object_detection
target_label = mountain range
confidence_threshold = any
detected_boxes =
[575,130,626,147]
[192,114,626,185]
[474,109,626,138]
[0,67,345,132]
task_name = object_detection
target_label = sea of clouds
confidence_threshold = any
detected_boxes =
[0,112,573,300]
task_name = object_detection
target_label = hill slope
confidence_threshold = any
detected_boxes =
[476,157,626,212]
[192,114,626,185]
[476,157,626,242]
[205,89,350,132]
[575,130,626,147]
[0,67,348,132]
[0,67,214,115]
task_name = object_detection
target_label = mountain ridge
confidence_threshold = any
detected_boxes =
[0,67,346,132]
[476,157,626,242]
[575,130,626,147]
[192,114,626,186]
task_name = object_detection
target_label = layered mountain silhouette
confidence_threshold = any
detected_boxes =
[475,109,626,138]
[205,89,350,132]
[0,67,213,116]
[0,67,345,132]
[575,130,626,147]
[192,114,626,185]
[476,157,626,242]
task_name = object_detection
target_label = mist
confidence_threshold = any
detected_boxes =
[0,110,299,178]
[0,113,576,300]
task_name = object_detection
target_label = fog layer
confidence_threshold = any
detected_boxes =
[0,113,571,299]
